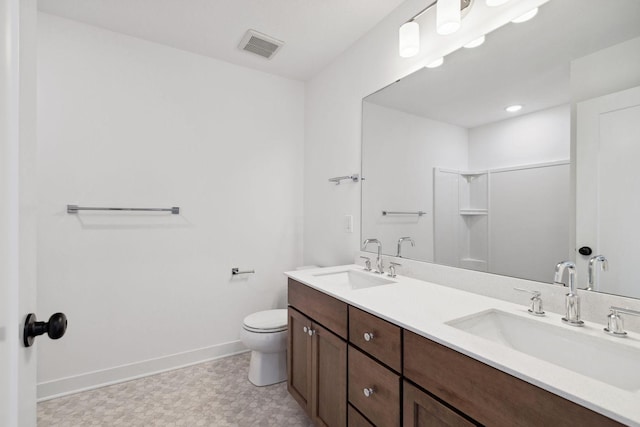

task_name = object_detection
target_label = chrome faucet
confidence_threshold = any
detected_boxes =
[396,237,415,258]
[554,261,584,326]
[363,239,383,274]
[588,255,608,291]
[604,306,640,337]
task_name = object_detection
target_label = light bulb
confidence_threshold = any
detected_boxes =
[399,21,420,58]
[437,0,461,35]
[427,57,444,68]
[512,7,538,23]
[464,35,485,48]
[486,0,510,6]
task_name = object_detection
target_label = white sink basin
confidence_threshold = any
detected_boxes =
[312,269,395,290]
[447,309,640,391]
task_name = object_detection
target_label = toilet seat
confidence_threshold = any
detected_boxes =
[242,309,287,333]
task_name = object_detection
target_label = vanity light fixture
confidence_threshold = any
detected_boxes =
[505,104,523,112]
[427,57,445,68]
[437,0,462,35]
[399,21,420,58]
[463,35,485,48]
[486,0,510,6]
[511,7,538,23]
[399,0,473,58]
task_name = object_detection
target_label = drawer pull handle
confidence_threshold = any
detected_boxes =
[363,387,375,398]
[363,332,375,342]
[308,329,316,336]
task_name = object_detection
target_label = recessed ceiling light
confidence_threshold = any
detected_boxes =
[464,35,485,48]
[512,7,538,23]
[505,104,523,113]
[427,57,444,68]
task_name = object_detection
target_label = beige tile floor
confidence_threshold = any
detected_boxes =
[38,352,312,426]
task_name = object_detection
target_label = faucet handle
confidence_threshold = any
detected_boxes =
[360,256,372,271]
[388,262,401,278]
[604,306,640,337]
[514,288,545,316]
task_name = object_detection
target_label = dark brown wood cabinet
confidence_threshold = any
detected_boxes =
[348,346,400,427]
[348,306,401,373]
[288,280,348,427]
[403,381,477,427]
[287,307,311,412]
[311,322,347,427]
[288,278,624,427]
[348,405,374,427]
[403,330,622,427]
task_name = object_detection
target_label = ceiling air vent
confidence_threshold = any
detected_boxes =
[239,30,284,60]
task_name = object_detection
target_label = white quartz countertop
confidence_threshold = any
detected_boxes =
[285,264,640,426]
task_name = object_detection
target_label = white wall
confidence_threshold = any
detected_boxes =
[570,36,640,104]
[37,14,304,398]
[303,0,548,267]
[361,102,467,261]
[489,163,571,283]
[468,104,570,170]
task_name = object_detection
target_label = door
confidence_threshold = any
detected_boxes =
[1,0,38,425]
[576,85,640,297]
[311,322,346,427]
[287,307,312,413]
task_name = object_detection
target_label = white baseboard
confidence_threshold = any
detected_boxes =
[37,340,248,402]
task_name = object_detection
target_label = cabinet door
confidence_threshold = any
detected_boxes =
[288,307,312,414]
[403,381,476,427]
[311,321,347,427]
[348,405,374,427]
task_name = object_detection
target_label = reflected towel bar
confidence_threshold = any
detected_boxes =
[382,210,426,216]
[328,174,359,185]
[67,205,180,214]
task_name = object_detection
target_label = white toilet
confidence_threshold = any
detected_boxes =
[240,309,288,386]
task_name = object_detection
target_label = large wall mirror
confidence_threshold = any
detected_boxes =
[362,0,640,298]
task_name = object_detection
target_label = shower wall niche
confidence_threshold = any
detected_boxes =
[434,162,570,281]
[434,169,489,272]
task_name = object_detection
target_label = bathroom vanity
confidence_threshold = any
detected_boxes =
[286,266,639,427]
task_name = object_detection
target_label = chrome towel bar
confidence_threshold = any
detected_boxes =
[67,205,180,214]
[382,210,426,216]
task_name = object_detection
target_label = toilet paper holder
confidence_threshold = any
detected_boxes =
[232,268,255,275]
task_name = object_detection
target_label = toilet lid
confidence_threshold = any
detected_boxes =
[243,309,288,332]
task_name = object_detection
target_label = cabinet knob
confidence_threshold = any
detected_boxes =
[363,332,374,342]
[363,387,375,398]
[308,329,316,336]
[303,326,308,333]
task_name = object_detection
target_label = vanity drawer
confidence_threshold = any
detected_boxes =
[348,404,374,427]
[349,306,401,372]
[288,279,348,339]
[348,345,400,427]
[403,330,623,427]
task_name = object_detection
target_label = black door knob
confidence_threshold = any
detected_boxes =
[23,312,68,347]
[578,246,593,256]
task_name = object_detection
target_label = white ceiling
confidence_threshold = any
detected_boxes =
[37,0,407,81]
[365,0,640,128]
